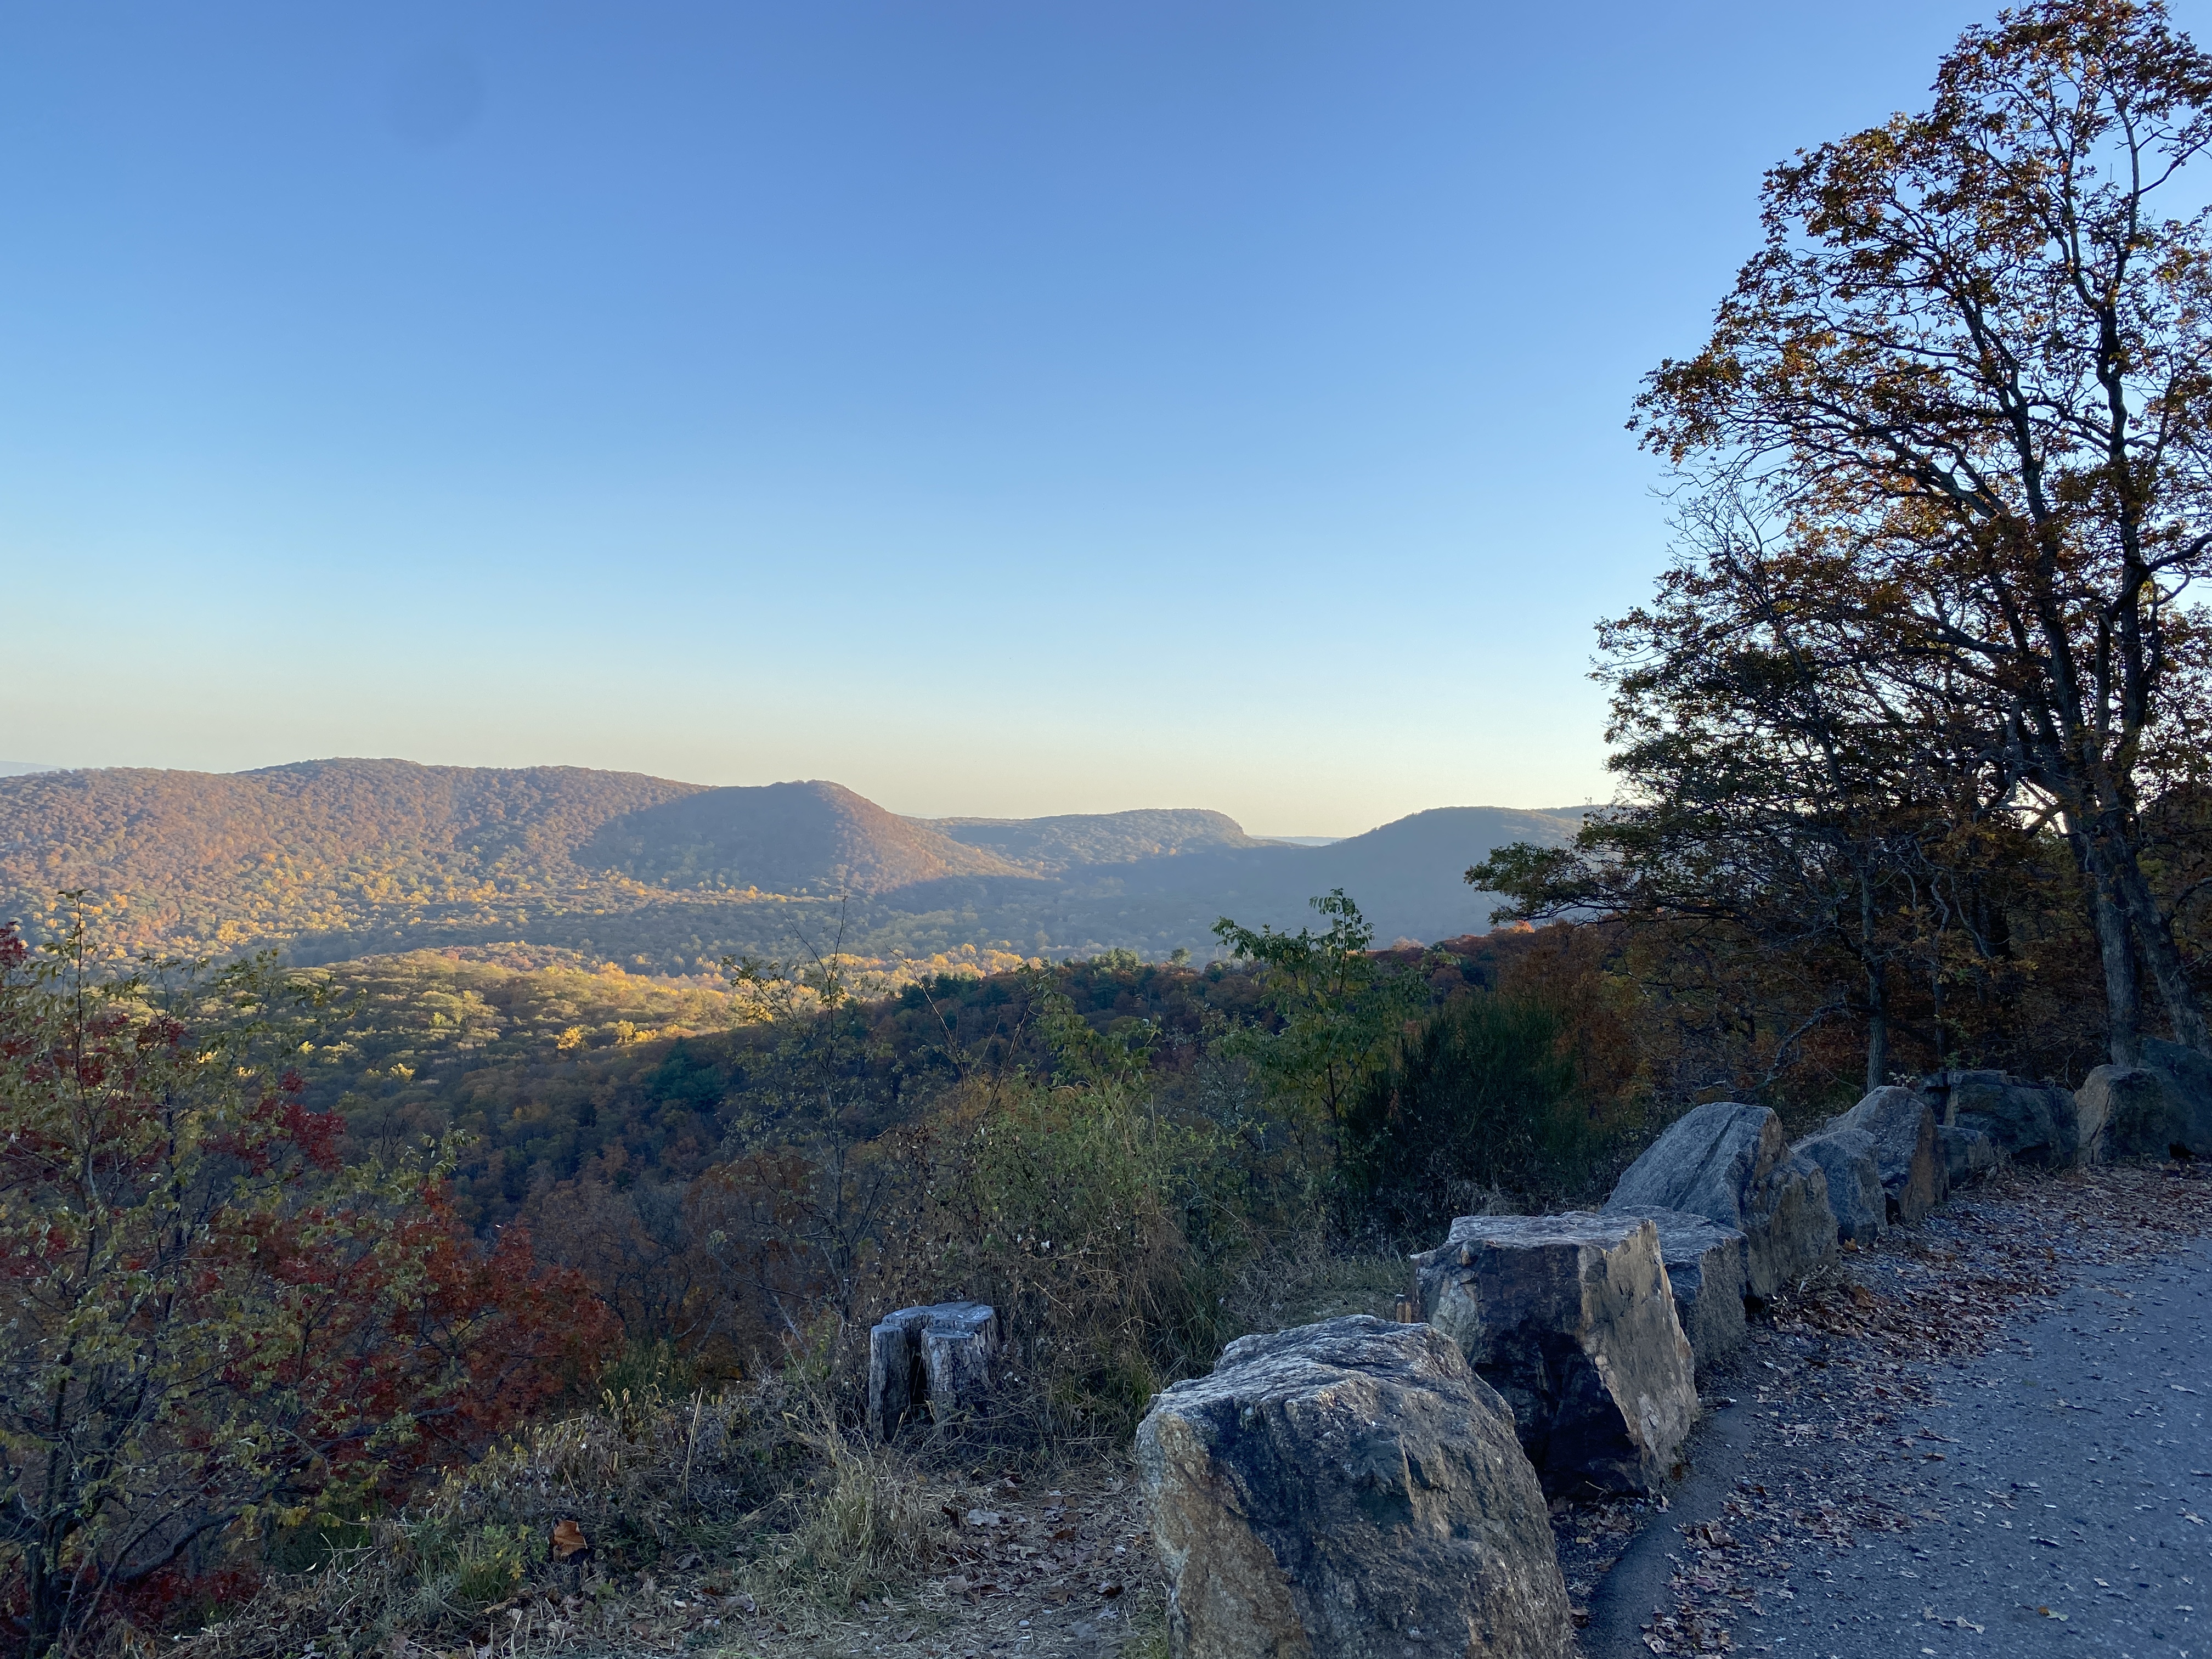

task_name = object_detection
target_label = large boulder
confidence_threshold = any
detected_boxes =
[1937,1123,2001,1188]
[1791,1126,1887,1243]
[1943,1070,2084,1166]
[2141,1039,2212,1156]
[2081,1060,2211,1160]
[1837,1085,1945,1222]
[2072,1066,2123,1160]
[1408,1212,1697,1494]
[1607,1206,1751,1376]
[1135,1317,1574,1659]
[1605,1101,1839,1300]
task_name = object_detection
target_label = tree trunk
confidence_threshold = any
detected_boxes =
[1859,870,1889,1095]
[25,1550,61,1658]
[1863,995,1889,1096]
[1929,926,1949,1072]
[2109,847,2212,1054]
[2078,831,2143,1066]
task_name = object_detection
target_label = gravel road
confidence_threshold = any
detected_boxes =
[1587,1216,2211,1657]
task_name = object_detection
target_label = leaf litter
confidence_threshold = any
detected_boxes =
[1615,1160,2212,1657]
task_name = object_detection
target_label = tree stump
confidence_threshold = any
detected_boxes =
[866,1301,999,1441]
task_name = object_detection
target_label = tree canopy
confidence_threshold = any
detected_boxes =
[1488,0,2212,1072]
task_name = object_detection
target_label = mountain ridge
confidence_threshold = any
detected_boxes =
[0,759,1580,969]
[923,808,1264,873]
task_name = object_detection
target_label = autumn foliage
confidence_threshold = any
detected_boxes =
[0,918,616,1655]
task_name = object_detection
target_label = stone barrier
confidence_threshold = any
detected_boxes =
[1409,1211,1697,1494]
[1136,1317,1573,1659]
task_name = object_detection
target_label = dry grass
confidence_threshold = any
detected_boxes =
[152,1372,1180,1659]
[759,1400,949,1616]
[151,1371,958,1659]
[148,1235,1420,1659]
[1215,1243,1410,1335]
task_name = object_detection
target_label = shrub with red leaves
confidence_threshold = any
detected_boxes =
[0,915,619,1655]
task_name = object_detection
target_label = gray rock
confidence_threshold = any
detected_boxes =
[1135,1316,1573,1659]
[1609,1206,1750,1375]
[1409,1212,1697,1494]
[1927,1066,2003,1123]
[2081,1063,2199,1160]
[1936,1123,2000,1187]
[1605,1101,1839,1300]
[1837,1086,1945,1222]
[2072,1067,2118,1161]
[2141,1039,2212,1156]
[866,1301,998,1440]
[2142,1035,2212,1091]
[1792,1126,1887,1242]
[1944,1070,2081,1166]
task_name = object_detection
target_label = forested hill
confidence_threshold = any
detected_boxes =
[931,808,1265,871]
[0,759,1581,969]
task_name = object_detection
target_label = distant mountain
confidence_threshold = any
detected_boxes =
[0,759,700,958]
[928,808,1262,873]
[591,781,1023,894]
[0,759,1579,970]
[936,806,1583,953]
[0,761,61,775]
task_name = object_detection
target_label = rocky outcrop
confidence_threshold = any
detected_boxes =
[2081,1054,2212,1160]
[1409,1212,1697,1494]
[1135,1317,1574,1659]
[1607,1206,1750,1375]
[1605,1101,1838,1300]
[1837,1086,1945,1223]
[1939,1070,2085,1167]
[1937,1123,2000,1188]
[866,1302,998,1441]
[2141,1039,2212,1156]
[1791,1126,1887,1243]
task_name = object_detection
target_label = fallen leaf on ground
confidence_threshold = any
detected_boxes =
[1923,1607,1985,1633]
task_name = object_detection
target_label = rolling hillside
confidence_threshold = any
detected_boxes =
[589,781,1024,894]
[931,809,1265,872]
[0,759,1582,969]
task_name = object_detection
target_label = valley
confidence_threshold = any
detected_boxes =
[0,758,1579,973]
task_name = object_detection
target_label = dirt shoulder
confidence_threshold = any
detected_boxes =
[735,1470,1164,1659]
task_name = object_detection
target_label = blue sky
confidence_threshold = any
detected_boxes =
[0,1,2091,834]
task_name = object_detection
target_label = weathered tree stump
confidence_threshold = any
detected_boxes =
[866,1301,999,1441]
